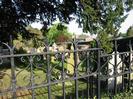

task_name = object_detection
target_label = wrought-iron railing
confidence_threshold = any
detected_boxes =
[0,38,133,99]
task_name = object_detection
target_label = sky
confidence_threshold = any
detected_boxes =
[31,10,133,35]
[119,10,133,33]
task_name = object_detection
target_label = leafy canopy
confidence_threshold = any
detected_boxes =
[13,26,44,49]
[0,0,77,42]
[0,0,133,42]
[126,26,133,37]
[46,23,72,44]
[78,0,132,53]
[79,0,133,37]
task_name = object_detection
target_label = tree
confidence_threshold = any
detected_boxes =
[0,0,132,42]
[46,23,72,44]
[0,0,78,42]
[76,0,133,53]
[127,26,133,36]
[26,26,44,47]
[13,26,44,49]
[97,31,113,53]
[78,0,133,37]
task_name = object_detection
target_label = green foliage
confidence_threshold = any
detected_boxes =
[13,26,44,49]
[127,26,133,37]
[79,0,133,37]
[26,26,44,48]
[0,0,132,43]
[0,0,78,42]
[46,23,72,43]
[76,0,132,52]
[98,31,113,53]
[13,34,24,49]
[89,31,113,53]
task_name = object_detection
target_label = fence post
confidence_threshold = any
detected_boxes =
[128,40,132,90]
[61,52,66,99]
[114,39,117,95]
[30,50,35,99]
[73,39,79,99]
[45,40,51,99]
[9,35,16,99]
[86,51,90,99]
[95,39,101,99]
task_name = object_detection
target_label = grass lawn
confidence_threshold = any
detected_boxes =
[0,67,88,99]
[1,68,133,99]
[1,53,133,99]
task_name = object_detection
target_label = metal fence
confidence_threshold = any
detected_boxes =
[0,38,133,99]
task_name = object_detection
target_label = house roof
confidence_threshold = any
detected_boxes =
[75,34,94,42]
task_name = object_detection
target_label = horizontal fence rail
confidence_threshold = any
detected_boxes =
[0,39,133,99]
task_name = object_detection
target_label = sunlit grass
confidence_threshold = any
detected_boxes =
[66,53,74,74]
[0,67,88,98]
[0,68,47,89]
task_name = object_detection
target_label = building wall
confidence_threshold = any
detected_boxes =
[108,51,122,90]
